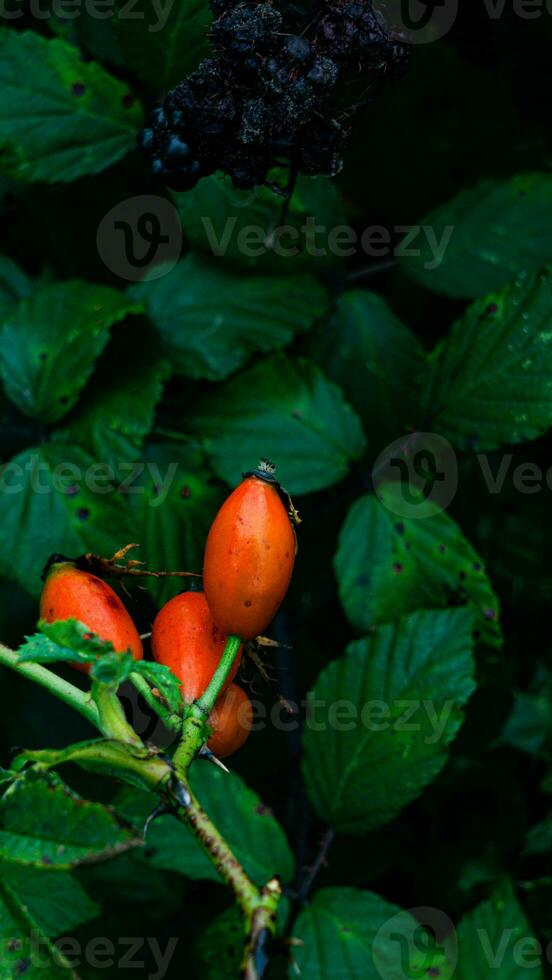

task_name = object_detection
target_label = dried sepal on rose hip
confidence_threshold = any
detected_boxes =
[203,459,298,642]
[39,558,143,674]
[151,591,242,702]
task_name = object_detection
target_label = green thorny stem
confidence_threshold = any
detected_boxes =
[0,635,281,978]
[173,633,242,771]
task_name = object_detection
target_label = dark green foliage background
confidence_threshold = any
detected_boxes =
[0,2,552,977]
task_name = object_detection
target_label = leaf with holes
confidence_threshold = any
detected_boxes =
[402,173,552,298]
[0,30,143,183]
[425,268,552,451]
[0,774,139,869]
[290,888,448,980]
[335,486,501,646]
[0,444,133,596]
[0,281,143,424]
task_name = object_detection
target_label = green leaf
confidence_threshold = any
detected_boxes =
[455,879,543,978]
[499,672,552,756]
[132,661,183,715]
[0,774,139,869]
[188,354,366,494]
[335,487,501,647]
[290,888,447,980]
[426,269,552,451]
[175,171,347,273]
[0,770,14,789]
[0,443,133,596]
[131,253,328,381]
[303,608,476,833]
[116,765,295,886]
[0,281,143,424]
[194,906,246,979]
[0,30,143,183]
[0,863,99,935]
[0,864,99,976]
[127,442,223,607]
[58,321,169,470]
[311,291,426,446]
[524,812,552,857]
[402,173,552,298]
[19,619,118,667]
[0,253,33,322]
[113,0,211,90]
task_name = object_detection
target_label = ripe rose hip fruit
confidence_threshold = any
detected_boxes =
[207,683,253,758]
[151,591,242,702]
[203,462,296,640]
[40,562,143,673]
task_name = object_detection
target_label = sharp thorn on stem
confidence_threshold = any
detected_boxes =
[199,744,230,773]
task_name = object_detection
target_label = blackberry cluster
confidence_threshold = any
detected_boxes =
[138,0,409,192]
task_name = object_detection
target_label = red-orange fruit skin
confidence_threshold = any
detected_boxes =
[203,476,296,641]
[151,591,242,703]
[39,564,143,674]
[207,684,253,758]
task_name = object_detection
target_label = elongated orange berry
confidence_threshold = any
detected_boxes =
[151,591,242,702]
[203,463,296,640]
[207,684,253,758]
[40,562,143,673]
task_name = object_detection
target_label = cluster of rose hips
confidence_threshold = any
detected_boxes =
[138,0,409,191]
[40,462,296,758]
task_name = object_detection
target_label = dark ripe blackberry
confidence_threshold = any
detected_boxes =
[137,127,154,150]
[211,3,282,58]
[239,97,268,144]
[149,107,166,127]
[307,57,338,88]
[163,135,192,166]
[138,0,409,191]
[151,157,169,177]
[284,35,311,62]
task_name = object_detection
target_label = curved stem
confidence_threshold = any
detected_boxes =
[0,643,100,729]
[92,683,144,746]
[129,672,181,733]
[197,634,242,714]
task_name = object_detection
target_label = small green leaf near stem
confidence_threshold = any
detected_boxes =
[129,672,181,733]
